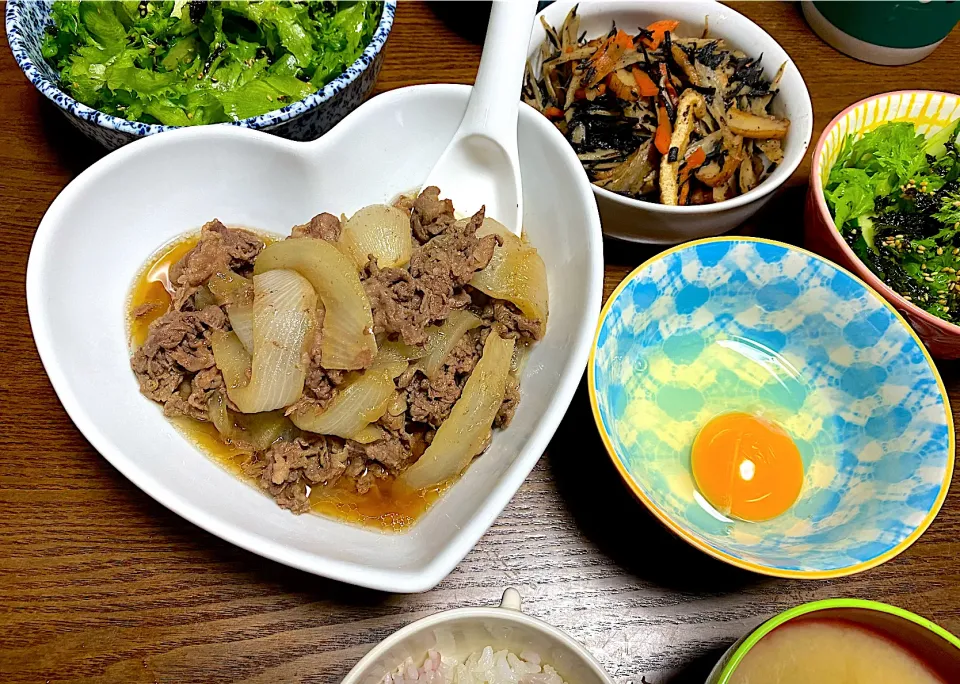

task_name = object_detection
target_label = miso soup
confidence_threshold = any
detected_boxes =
[731,619,944,684]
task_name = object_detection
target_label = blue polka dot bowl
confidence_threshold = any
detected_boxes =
[5,0,395,150]
[589,237,954,578]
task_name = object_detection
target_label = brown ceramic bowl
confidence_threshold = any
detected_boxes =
[805,90,960,359]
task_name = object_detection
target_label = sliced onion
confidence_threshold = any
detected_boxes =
[236,410,291,450]
[418,310,482,379]
[351,424,385,444]
[470,237,549,327]
[386,390,407,417]
[400,331,515,490]
[214,268,317,413]
[291,370,395,438]
[208,393,291,450]
[207,269,253,306]
[340,204,413,269]
[291,347,408,438]
[475,217,522,247]
[510,341,529,375]
[208,391,238,441]
[211,270,255,356]
[193,285,218,309]
[377,336,424,361]
[228,303,254,353]
[255,238,377,370]
[371,342,415,377]
[211,329,251,390]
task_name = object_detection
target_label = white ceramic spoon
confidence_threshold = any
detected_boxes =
[421,0,539,234]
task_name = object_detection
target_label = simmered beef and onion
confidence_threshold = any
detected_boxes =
[130,188,547,517]
[524,7,791,205]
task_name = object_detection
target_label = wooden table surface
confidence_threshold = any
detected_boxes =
[1,3,959,683]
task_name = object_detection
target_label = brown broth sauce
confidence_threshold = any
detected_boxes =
[129,234,447,532]
[168,416,448,531]
[308,478,448,531]
[128,236,199,348]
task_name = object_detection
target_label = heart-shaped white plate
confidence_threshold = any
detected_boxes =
[26,84,603,592]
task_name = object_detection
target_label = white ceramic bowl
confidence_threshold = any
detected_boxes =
[526,0,814,244]
[343,588,614,684]
[26,84,603,593]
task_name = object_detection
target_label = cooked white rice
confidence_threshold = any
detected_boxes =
[381,647,568,684]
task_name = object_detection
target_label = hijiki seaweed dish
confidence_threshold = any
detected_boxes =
[128,188,547,526]
[524,6,791,205]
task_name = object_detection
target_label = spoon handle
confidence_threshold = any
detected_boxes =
[458,0,539,143]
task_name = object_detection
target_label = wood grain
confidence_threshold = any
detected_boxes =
[1,3,958,683]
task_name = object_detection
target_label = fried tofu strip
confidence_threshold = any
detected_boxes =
[659,90,707,205]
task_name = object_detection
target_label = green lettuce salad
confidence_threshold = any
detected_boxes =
[825,119,960,324]
[41,0,382,126]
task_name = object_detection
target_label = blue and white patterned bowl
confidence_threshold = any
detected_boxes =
[589,238,954,578]
[5,0,395,150]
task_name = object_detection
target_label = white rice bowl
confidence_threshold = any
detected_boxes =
[343,589,613,684]
[382,647,568,684]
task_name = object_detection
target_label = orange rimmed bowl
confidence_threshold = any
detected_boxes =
[588,237,954,578]
[805,90,960,359]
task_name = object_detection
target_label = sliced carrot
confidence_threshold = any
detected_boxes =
[679,181,691,205]
[648,19,681,34]
[543,106,564,120]
[612,28,634,51]
[588,34,613,60]
[642,19,680,50]
[679,147,707,185]
[584,37,612,86]
[655,104,672,155]
[631,66,659,97]
[574,88,586,100]
[586,34,613,65]
[686,146,707,170]
[586,30,631,87]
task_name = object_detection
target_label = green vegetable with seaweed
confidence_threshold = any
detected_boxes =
[825,118,960,324]
[41,0,382,126]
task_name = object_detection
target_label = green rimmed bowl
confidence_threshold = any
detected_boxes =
[706,599,960,683]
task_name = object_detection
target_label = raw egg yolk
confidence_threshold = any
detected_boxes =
[691,412,803,522]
